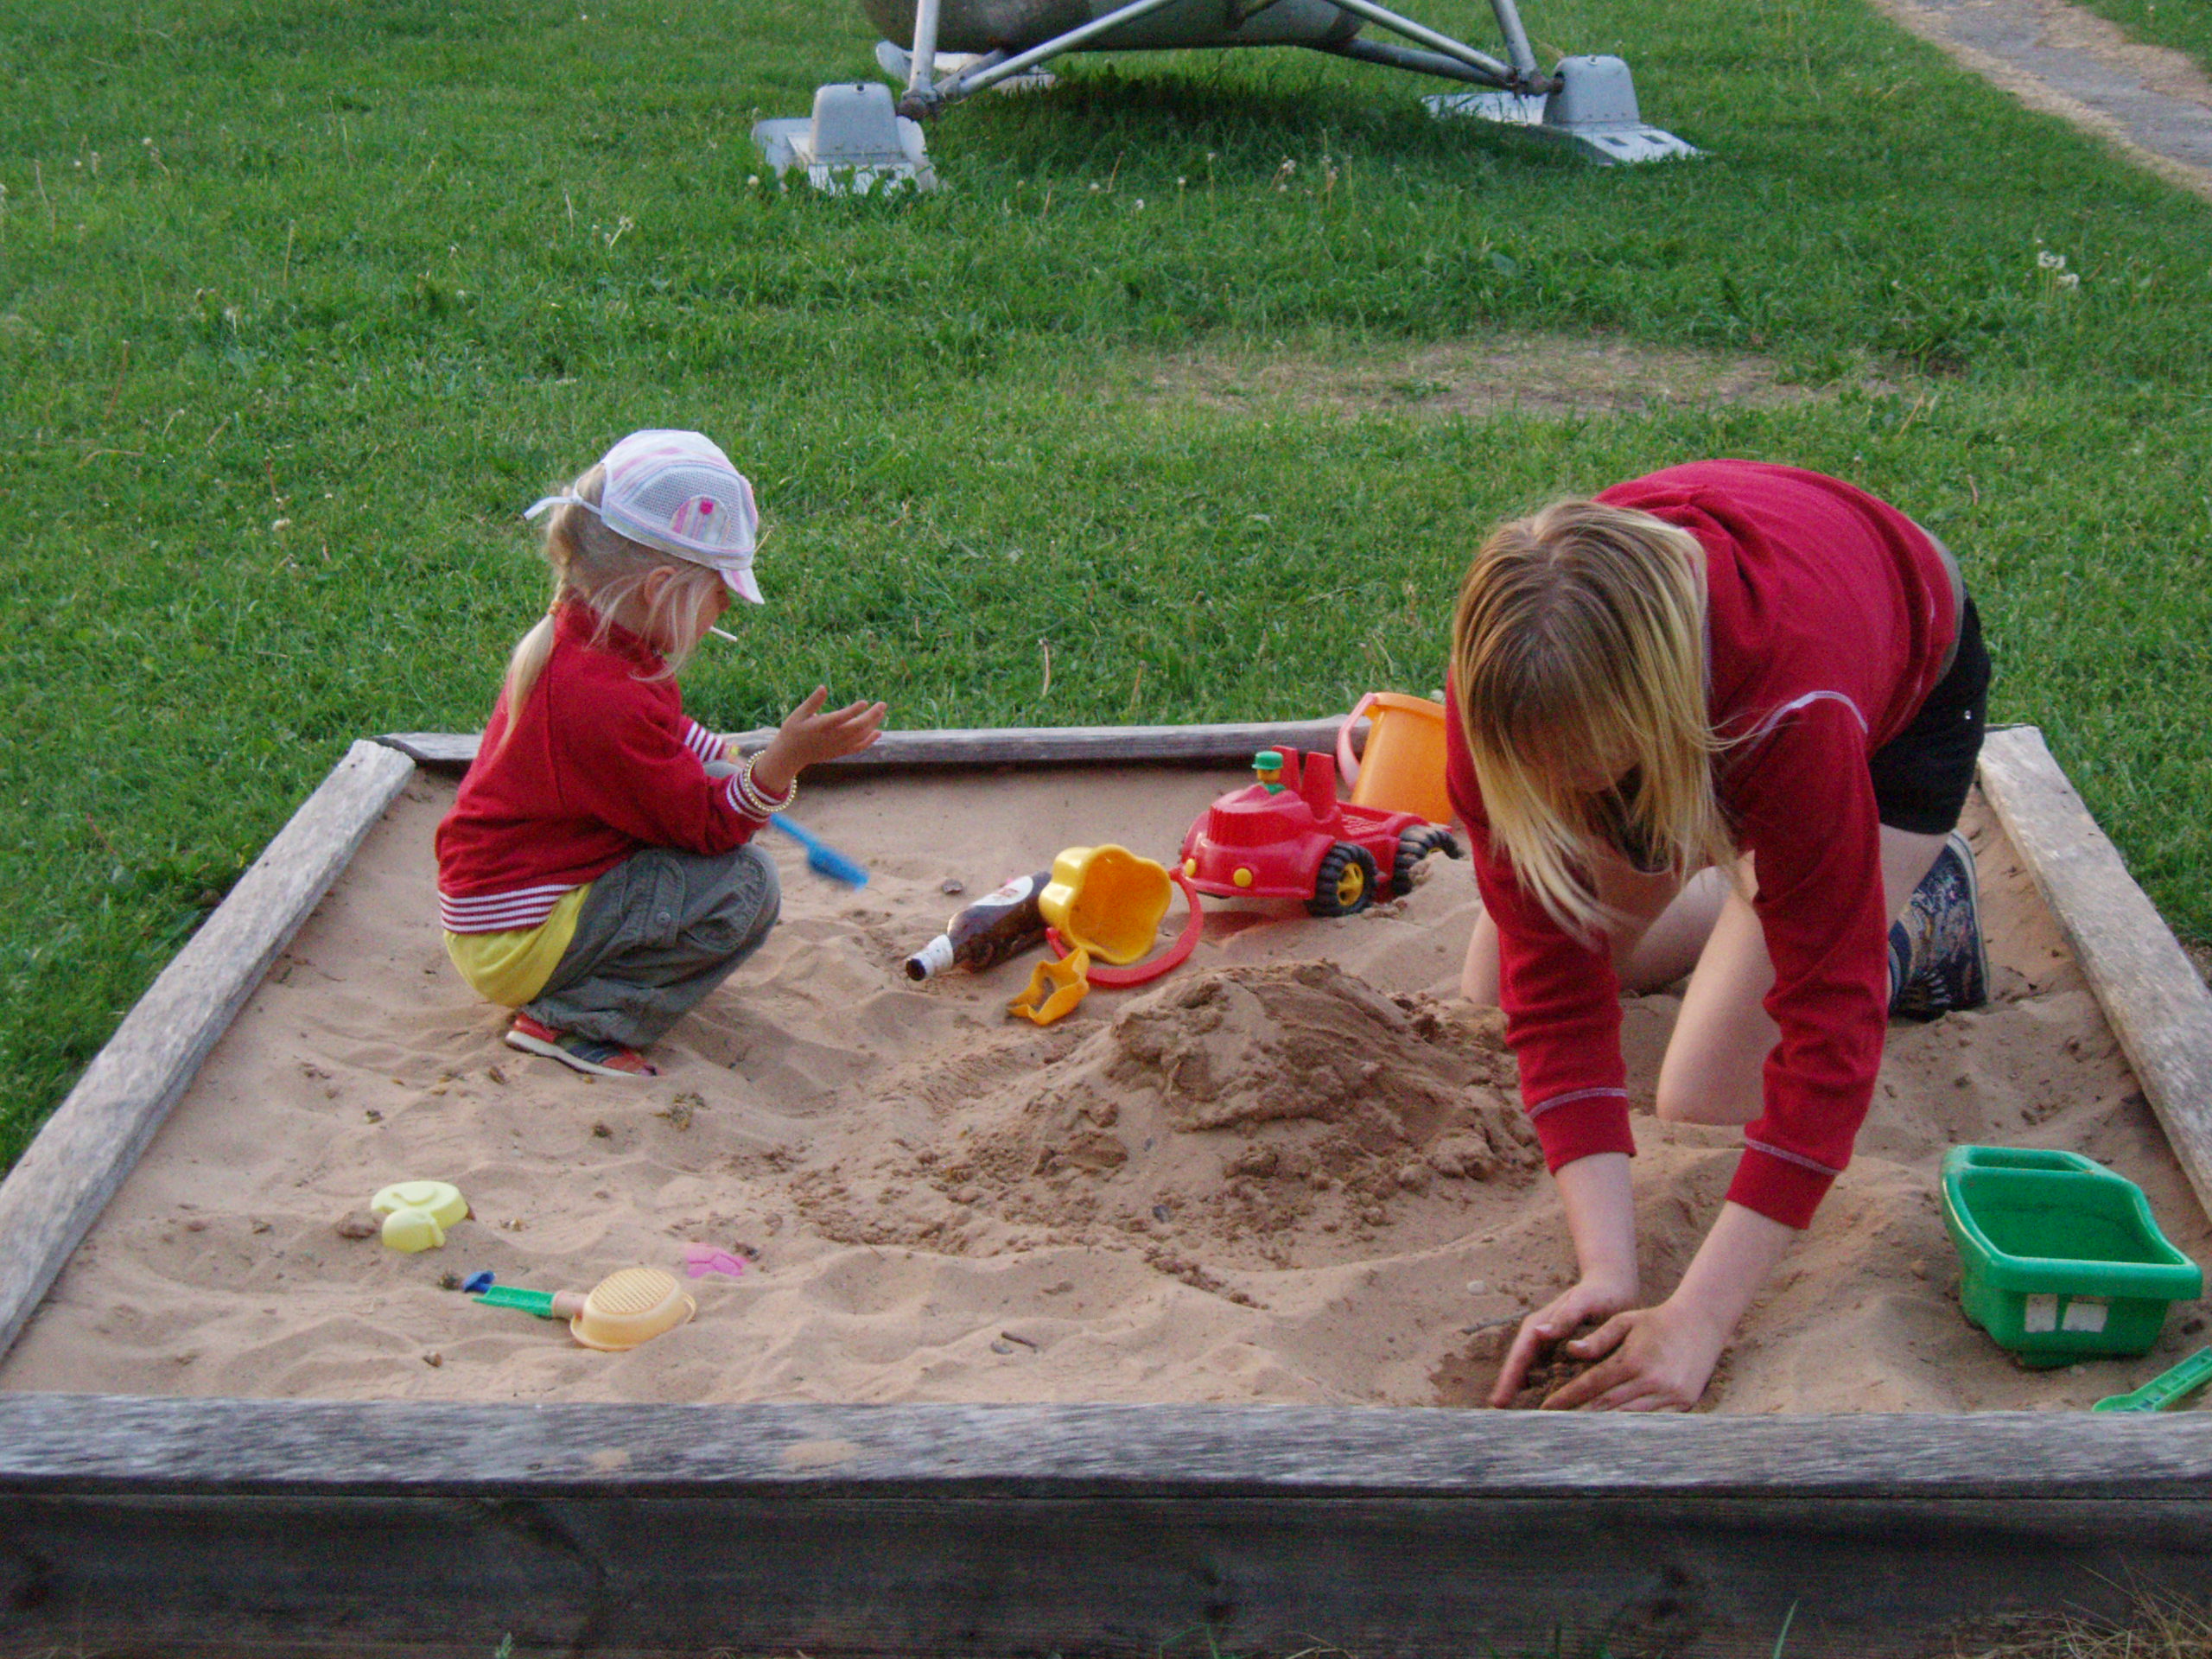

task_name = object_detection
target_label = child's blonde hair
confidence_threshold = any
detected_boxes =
[1451,498,1736,935]
[499,463,729,730]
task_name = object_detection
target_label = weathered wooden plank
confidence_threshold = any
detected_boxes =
[1977,725,2212,1219]
[10,1395,2212,1499]
[4,1397,2212,1658]
[9,1488,2208,1657]
[379,717,1362,775]
[0,742,417,1363]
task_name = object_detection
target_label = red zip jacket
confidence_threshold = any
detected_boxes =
[1444,461,1960,1229]
[435,600,767,932]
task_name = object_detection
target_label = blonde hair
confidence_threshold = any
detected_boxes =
[497,463,729,735]
[1451,498,1735,935]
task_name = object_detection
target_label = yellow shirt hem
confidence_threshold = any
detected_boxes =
[443,884,592,1007]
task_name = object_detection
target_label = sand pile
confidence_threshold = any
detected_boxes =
[786,963,1541,1298]
[3,762,2205,1413]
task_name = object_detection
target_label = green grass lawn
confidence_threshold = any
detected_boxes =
[3,0,2209,1169]
[2072,0,2212,71]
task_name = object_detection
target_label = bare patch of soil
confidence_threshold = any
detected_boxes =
[1119,334,1894,421]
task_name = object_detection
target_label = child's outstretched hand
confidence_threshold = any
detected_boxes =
[750,688,887,800]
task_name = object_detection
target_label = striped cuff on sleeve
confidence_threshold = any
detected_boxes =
[1724,1140,1841,1230]
[723,769,770,823]
[1525,1085,1637,1173]
[683,721,724,765]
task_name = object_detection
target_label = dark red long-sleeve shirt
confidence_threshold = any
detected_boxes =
[1445,461,1959,1228]
[435,600,766,932]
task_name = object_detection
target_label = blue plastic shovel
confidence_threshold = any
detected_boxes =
[770,816,868,887]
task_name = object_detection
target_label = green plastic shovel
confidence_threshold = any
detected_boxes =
[472,1284,585,1319]
[2092,1344,2212,1412]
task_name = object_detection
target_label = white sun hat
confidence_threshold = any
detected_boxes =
[525,429,764,604]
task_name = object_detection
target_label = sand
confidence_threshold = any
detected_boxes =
[4,761,2206,1413]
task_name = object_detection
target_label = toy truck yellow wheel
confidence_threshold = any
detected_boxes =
[1308,843,1378,918]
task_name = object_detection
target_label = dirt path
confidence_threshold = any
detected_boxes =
[1869,0,2212,200]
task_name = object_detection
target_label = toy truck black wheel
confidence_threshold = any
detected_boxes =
[1391,825,1465,895]
[1308,843,1379,918]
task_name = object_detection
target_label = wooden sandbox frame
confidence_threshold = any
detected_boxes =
[5,721,2212,1656]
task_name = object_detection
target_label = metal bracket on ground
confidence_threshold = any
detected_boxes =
[1427,54,1700,164]
[752,81,938,195]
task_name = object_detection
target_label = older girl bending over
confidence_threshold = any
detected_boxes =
[1450,460,1989,1410]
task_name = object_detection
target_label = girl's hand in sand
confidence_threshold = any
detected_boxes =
[1488,1151,1639,1406]
[1488,1270,1638,1407]
[1535,1296,1729,1411]
[751,688,887,798]
[1538,1199,1796,1411]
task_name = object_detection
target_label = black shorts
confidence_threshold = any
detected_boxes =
[1868,596,1990,836]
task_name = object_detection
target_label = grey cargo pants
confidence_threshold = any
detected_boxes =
[523,842,779,1048]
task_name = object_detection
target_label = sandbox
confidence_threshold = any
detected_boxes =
[2,747,2205,1416]
[8,721,2212,1657]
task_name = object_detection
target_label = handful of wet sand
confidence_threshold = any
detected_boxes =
[1505,1320,1607,1409]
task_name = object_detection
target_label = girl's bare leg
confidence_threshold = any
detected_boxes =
[1462,854,1694,1007]
[1654,826,1951,1125]
[1615,866,1731,990]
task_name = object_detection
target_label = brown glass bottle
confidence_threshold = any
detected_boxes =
[904,870,1054,980]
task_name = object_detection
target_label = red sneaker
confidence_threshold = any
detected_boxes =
[505,1013,658,1077]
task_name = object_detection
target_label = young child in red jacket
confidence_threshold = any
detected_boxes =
[436,429,885,1078]
[1449,460,1989,1410]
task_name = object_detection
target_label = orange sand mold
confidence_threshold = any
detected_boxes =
[3,766,2204,1412]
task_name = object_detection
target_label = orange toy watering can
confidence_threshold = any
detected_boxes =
[1337,691,1454,825]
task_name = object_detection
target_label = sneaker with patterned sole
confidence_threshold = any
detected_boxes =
[505,1013,658,1077]
[1890,829,1989,1020]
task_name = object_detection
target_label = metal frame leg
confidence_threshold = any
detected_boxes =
[907,0,1195,111]
[1487,0,1540,82]
[1317,0,1535,90]
[1314,35,1511,89]
[905,0,944,102]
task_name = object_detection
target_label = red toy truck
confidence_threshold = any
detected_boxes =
[1179,747,1461,917]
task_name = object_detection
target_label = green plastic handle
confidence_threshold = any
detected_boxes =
[471,1285,559,1318]
[2092,1344,2212,1412]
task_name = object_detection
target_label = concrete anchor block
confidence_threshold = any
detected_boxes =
[752,81,938,194]
[1425,55,1700,165]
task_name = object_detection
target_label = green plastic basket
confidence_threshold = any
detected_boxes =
[1942,1146,2203,1368]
